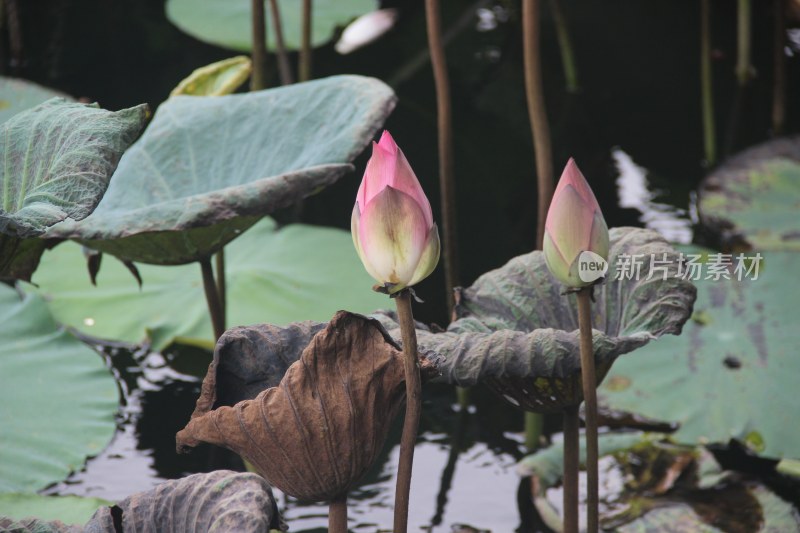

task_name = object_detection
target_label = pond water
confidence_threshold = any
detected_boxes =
[17,0,800,529]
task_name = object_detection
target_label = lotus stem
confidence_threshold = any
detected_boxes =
[299,0,312,82]
[772,0,786,135]
[268,0,293,85]
[329,495,348,533]
[577,288,598,533]
[215,249,226,325]
[547,0,579,94]
[524,411,543,451]
[700,0,716,165]
[562,404,580,533]
[523,0,554,251]
[424,0,459,318]
[199,257,225,340]
[736,0,752,87]
[250,0,268,90]
[394,289,422,533]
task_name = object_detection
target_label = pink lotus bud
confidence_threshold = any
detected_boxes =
[352,131,440,294]
[543,158,609,288]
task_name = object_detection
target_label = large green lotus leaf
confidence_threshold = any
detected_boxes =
[517,433,799,532]
[698,137,800,251]
[599,251,797,460]
[373,227,697,413]
[0,99,148,280]
[85,470,282,532]
[170,56,252,97]
[0,284,118,492]
[0,494,110,526]
[166,0,375,52]
[0,77,72,124]
[47,75,396,265]
[30,218,387,351]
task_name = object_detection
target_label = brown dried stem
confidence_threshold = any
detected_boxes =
[393,290,422,533]
[329,495,348,533]
[772,0,786,135]
[250,0,268,90]
[200,257,225,340]
[299,0,312,81]
[268,0,293,85]
[562,404,580,533]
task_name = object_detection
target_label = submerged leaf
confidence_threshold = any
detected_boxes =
[177,311,439,502]
[0,76,72,124]
[698,137,800,251]
[48,75,396,265]
[0,284,118,492]
[599,250,799,460]
[0,494,110,526]
[375,227,697,412]
[86,470,283,532]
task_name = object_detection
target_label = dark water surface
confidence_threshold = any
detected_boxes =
[18,0,800,530]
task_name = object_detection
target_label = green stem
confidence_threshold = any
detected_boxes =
[329,495,348,533]
[424,0,460,317]
[299,0,312,82]
[577,288,598,533]
[214,249,226,326]
[701,0,716,165]
[250,0,268,90]
[268,0,293,85]
[562,404,580,533]
[524,411,543,451]
[772,0,786,135]
[736,0,752,86]
[547,0,579,93]
[199,257,225,341]
[393,290,422,533]
[523,0,554,250]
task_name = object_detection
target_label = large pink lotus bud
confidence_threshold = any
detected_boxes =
[352,131,440,294]
[543,158,609,288]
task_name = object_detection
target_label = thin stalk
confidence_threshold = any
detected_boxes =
[393,290,423,533]
[524,411,543,451]
[200,257,225,340]
[577,289,598,533]
[250,0,268,90]
[6,0,20,73]
[268,0,293,85]
[215,249,226,325]
[523,0,554,250]
[562,404,580,533]
[424,0,459,317]
[299,0,312,82]
[701,0,716,165]
[547,0,579,93]
[736,0,752,86]
[772,0,786,135]
[328,495,348,533]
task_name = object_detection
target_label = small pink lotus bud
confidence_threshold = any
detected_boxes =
[543,158,609,288]
[352,131,440,294]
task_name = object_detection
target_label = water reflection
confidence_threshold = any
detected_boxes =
[612,148,693,244]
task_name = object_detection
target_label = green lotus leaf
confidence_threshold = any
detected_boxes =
[30,218,387,351]
[374,227,697,412]
[166,0,375,52]
[0,494,110,526]
[518,433,799,532]
[47,75,396,265]
[0,284,118,493]
[599,250,798,460]
[170,56,252,97]
[85,470,283,532]
[0,76,72,124]
[698,137,800,251]
[0,99,148,280]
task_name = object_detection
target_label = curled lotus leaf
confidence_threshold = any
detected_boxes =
[48,75,397,265]
[373,227,697,413]
[170,56,252,97]
[698,136,800,251]
[85,470,283,532]
[0,517,79,533]
[176,311,439,502]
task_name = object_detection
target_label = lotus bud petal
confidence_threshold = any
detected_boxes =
[352,131,440,294]
[543,158,609,288]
